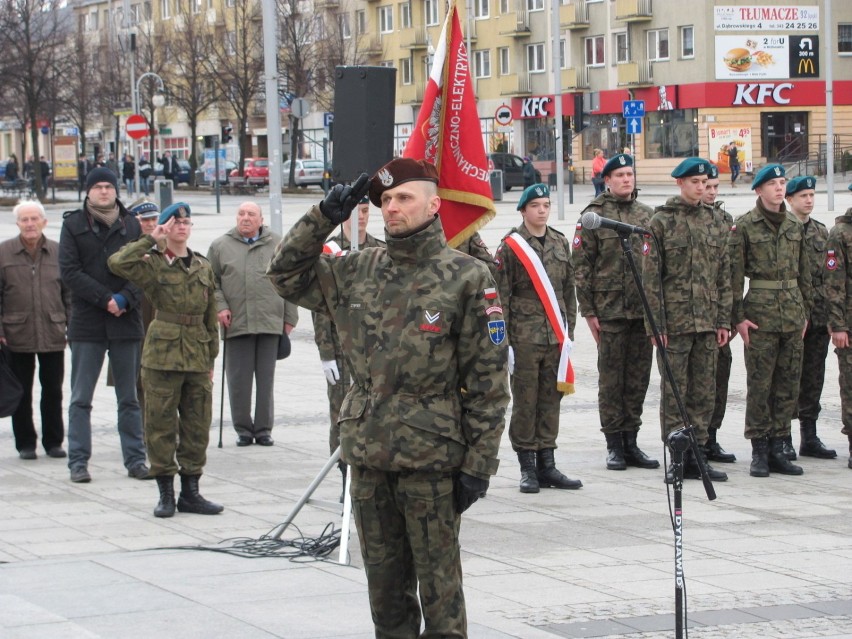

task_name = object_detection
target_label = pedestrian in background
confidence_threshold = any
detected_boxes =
[727,141,740,188]
[122,154,135,196]
[592,148,607,197]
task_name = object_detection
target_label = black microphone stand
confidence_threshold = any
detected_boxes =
[617,232,716,639]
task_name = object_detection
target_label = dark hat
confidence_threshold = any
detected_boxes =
[601,153,633,178]
[707,163,719,180]
[157,202,191,225]
[85,167,118,194]
[671,157,713,179]
[368,158,439,207]
[751,164,785,190]
[128,197,160,219]
[785,175,816,196]
[517,183,550,210]
[358,195,369,205]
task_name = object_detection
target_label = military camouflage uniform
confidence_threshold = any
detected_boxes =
[311,230,385,454]
[496,223,576,451]
[456,231,498,280]
[108,236,219,477]
[268,206,508,638]
[710,205,734,434]
[574,191,654,437]
[825,209,852,444]
[730,200,813,441]
[644,196,732,445]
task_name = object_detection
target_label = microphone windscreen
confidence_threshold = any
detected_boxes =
[581,211,602,230]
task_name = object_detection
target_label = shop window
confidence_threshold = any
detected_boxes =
[646,109,698,159]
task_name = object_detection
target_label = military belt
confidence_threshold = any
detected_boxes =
[155,310,204,326]
[749,278,798,290]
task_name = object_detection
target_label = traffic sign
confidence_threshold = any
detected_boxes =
[495,104,513,126]
[291,97,310,119]
[622,100,645,118]
[626,117,643,134]
[324,112,334,127]
[126,114,150,140]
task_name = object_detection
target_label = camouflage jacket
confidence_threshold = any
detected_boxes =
[312,230,385,361]
[825,210,852,333]
[496,223,576,344]
[716,201,738,329]
[573,191,654,321]
[108,236,219,372]
[729,199,813,332]
[456,231,498,281]
[801,216,829,327]
[267,206,509,479]
[643,196,732,336]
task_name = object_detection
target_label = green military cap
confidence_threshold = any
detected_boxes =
[848,183,851,191]
[785,175,816,196]
[517,183,550,210]
[707,163,719,179]
[601,153,633,177]
[751,164,785,190]
[670,157,713,179]
[157,201,191,224]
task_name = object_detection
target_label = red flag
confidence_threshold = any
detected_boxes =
[403,1,495,248]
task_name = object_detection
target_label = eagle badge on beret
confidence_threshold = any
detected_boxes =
[378,168,393,187]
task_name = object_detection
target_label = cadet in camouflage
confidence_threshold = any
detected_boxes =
[267,158,508,637]
[573,153,659,472]
[825,196,852,469]
[730,164,813,478]
[643,158,731,483]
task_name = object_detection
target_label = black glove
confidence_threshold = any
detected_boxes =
[454,473,489,514]
[319,172,371,224]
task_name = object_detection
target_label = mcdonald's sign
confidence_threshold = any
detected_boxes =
[790,35,820,78]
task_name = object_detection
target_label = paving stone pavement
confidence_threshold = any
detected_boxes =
[2,182,852,638]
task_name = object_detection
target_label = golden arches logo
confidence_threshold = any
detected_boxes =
[797,58,815,75]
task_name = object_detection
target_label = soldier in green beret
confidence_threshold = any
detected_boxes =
[730,164,813,477]
[108,202,223,518]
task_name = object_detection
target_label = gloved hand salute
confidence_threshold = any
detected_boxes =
[319,173,371,225]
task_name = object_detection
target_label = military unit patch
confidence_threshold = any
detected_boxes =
[572,235,581,248]
[485,305,503,316]
[484,287,498,300]
[642,240,650,256]
[419,310,442,333]
[488,320,506,345]
[826,249,838,271]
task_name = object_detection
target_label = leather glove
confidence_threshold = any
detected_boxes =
[319,172,370,224]
[507,346,515,375]
[321,359,340,385]
[454,473,489,514]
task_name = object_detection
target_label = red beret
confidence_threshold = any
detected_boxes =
[368,158,439,207]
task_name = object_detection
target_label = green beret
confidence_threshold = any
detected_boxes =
[157,202,191,225]
[517,183,550,210]
[671,157,713,179]
[751,164,785,190]
[785,175,816,196]
[368,158,439,207]
[707,163,719,180]
[849,183,852,191]
[601,153,633,177]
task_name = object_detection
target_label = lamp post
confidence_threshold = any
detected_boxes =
[133,72,166,198]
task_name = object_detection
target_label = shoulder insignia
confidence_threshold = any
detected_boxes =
[484,287,498,300]
[826,249,838,271]
[488,319,506,345]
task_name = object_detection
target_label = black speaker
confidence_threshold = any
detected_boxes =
[331,66,396,184]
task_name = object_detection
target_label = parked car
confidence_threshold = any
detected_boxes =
[154,158,192,185]
[487,152,541,191]
[199,159,238,185]
[283,159,325,188]
[230,157,269,185]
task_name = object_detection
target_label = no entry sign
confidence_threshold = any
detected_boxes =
[126,114,150,140]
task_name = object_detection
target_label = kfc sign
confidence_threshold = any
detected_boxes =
[520,97,553,118]
[732,82,793,105]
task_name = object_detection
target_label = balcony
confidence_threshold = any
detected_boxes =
[497,9,530,37]
[617,61,654,86]
[561,1,589,30]
[316,0,339,8]
[615,0,653,22]
[499,73,531,96]
[401,26,429,51]
[399,81,425,104]
[362,37,383,58]
[561,66,589,89]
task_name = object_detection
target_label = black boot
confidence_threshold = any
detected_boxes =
[685,446,728,482]
[704,428,736,463]
[782,434,797,460]
[154,475,175,518]
[768,437,804,475]
[536,449,582,489]
[798,421,837,459]
[177,475,224,514]
[665,450,689,484]
[622,431,660,469]
[749,437,770,478]
[848,434,852,470]
[604,433,626,470]
[517,450,540,493]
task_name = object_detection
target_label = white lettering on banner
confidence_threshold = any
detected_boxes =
[520,96,552,118]
[732,82,793,105]
[447,42,489,183]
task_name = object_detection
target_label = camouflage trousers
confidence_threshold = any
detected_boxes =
[350,467,465,639]
[796,325,830,422]
[597,319,652,434]
[744,330,803,440]
[140,368,212,477]
[657,332,717,445]
[709,342,732,431]
[327,352,351,455]
[509,342,562,451]
[837,346,852,436]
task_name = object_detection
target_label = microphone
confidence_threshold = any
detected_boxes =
[581,211,649,235]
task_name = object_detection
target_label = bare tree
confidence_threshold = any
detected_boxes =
[57,26,99,158]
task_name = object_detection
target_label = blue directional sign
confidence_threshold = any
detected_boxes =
[626,117,643,134]
[622,100,645,118]
[324,112,334,127]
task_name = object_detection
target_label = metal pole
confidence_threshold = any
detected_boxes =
[214,138,221,214]
[262,0,283,235]
[826,0,835,212]
[551,0,565,219]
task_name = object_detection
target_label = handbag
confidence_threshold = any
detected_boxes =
[0,347,23,418]
[277,332,291,360]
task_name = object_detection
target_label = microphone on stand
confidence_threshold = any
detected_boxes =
[581,211,649,236]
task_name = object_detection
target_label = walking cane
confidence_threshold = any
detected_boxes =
[218,328,227,448]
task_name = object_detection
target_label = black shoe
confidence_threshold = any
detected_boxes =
[517,450,540,493]
[154,476,176,518]
[255,435,274,446]
[19,448,37,460]
[799,422,837,459]
[750,437,770,477]
[536,449,582,489]
[704,441,737,463]
[604,433,626,471]
[236,435,253,447]
[622,432,660,469]
[128,463,152,480]
[70,467,91,483]
[46,447,67,458]
[177,475,224,515]
[781,436,797,460]
[769,437,803,475]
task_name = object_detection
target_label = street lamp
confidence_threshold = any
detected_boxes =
[133,72,166,197]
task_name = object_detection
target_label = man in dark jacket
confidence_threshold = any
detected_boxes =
[59,167,149,483]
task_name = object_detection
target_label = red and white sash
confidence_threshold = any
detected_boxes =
[504,232,575,394]
[323,240,343,256]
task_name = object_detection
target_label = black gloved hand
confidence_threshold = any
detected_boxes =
[454,473,489,514]
[319,172,371,224]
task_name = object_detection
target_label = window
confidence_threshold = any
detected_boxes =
[584,35,604,66]
[425,0,439,26]
[498,47,510,75]
[527,43,545,73]
[339,13,351,39]
[401,57,413,84]
[191,0,201,14]
[614,32,629,63]
[474,0,488,19]
[225,31,236,56]
[527,0,543,11]
[840,24,852,53]
[356,10,366,35]
[88,10,99,28]
[646,109,698,158]
[379,6,393,33]
[647,28,669,61]
[559,38,566,69]
[499,0,509,13]
[473,50,491,78]
[400,2,411,28]
[680,25,694,58]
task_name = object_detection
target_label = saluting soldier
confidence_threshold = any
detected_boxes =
[643,158,731,483]
[730,164,813,478]
[108,202,223,518]
[573,153,659,472]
